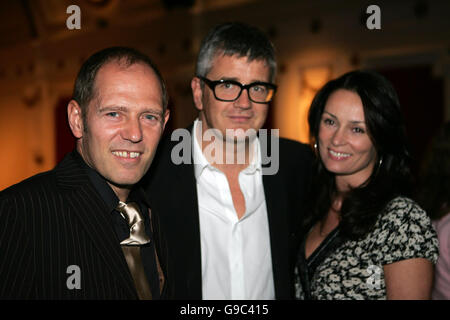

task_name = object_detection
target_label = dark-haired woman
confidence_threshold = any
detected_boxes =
[295,70,438,300]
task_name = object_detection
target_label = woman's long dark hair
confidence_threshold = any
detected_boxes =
[305,70,413,240]
[416,122,450,220]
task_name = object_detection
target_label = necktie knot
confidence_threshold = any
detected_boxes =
[116,201,151,245]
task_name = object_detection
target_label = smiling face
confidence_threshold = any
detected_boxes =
[191,54,270,141]
[318,89,377,191]
[68,61,169,200]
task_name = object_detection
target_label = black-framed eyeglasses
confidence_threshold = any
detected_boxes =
[197,76,277,104]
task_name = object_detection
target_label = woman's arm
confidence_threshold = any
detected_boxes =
[384,258,434,300]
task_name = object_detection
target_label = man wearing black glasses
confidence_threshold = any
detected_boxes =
[145,22,312,299]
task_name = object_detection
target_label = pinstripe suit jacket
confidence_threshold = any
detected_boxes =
[0,151,169,299]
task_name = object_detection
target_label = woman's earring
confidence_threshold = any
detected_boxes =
[313,143,319,156]
[379,157,383,166]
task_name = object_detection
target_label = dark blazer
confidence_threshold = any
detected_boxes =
[144,129,313,299]
[0,151,169,299]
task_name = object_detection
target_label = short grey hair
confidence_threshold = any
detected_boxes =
[196,22,277,82]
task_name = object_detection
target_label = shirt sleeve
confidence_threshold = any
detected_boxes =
[373,197,439,266]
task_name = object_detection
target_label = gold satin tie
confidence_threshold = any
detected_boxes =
[117,201,151,246]
[116,201,152,300]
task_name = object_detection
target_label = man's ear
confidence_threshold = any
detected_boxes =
[67,100,84,139]
[191,77,204,111]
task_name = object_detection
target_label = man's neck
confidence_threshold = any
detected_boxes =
[108,182,131,202]
[76,144,131,202]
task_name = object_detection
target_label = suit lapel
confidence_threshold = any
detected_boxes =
[173,160,203,298]
[263,170,288,251]
[55,152,137,298]
[160,130,202,298]
[263,165,289,299]
[136,188,167,295]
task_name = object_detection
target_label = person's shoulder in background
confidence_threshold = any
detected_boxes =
[432,211,450,300]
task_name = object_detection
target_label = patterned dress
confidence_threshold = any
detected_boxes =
[295,196,439,300]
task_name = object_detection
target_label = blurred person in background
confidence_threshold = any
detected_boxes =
[417,121,450,300]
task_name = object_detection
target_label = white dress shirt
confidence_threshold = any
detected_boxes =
[192,119,275,300]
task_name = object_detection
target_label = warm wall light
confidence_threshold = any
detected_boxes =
[297,66,331,143]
